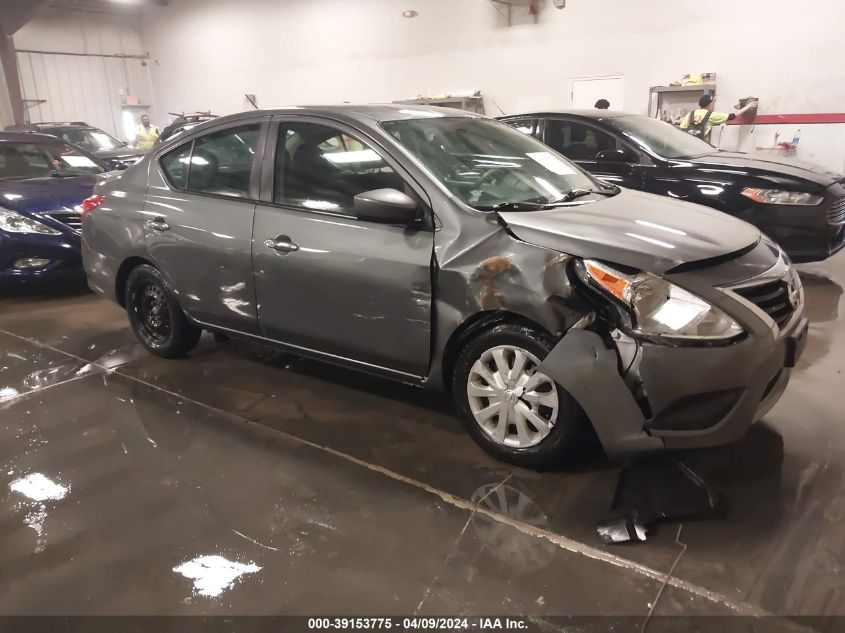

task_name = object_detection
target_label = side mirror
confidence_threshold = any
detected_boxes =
[596,148,637,164]
[354,188,419,224]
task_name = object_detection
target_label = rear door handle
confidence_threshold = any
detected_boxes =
[264,235,299,254]
[145,217,170,231]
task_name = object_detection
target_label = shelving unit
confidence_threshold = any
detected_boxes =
[649,83,717,124]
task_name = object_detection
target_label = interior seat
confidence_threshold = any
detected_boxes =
[287,142,341,201]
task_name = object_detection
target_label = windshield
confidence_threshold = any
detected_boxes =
[60,128,123,150]
[382,117,605,210]
[0,141,105,180]
[608,115,715,159]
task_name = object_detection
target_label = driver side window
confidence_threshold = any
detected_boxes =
[274,122,405,216]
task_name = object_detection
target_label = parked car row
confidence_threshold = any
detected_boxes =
[79,105,813,467]
[5,121,145,170]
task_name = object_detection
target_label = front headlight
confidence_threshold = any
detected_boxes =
[0,209,61,235]
[741,188,823,206]
[580,259,744,341]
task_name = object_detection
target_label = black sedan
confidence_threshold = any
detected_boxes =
[5,122,144,170]
[500,111,845,262]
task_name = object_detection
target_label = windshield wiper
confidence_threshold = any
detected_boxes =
[477,200,549,212]
[50,170,82,178]
[477,187,618,212]
[551,187,616,203]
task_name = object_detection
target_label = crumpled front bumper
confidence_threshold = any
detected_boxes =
[539,266,807,457]
[637,311,806,450]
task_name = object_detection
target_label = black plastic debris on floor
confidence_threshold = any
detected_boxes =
[597,456,725,544]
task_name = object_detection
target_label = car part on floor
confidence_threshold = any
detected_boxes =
[597,456,724,544]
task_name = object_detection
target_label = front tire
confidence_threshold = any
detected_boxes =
[125,264,201,358]
[452,323,585,469]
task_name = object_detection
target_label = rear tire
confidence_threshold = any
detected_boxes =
[452,323,585,469]
[125,264,201,358]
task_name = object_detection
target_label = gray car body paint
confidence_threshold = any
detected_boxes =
[539,329,661,455]
[82,104,806,456]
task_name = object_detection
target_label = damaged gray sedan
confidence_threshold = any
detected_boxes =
[81,105,808,468]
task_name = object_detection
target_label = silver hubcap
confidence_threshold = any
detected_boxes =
[466,345,559,448]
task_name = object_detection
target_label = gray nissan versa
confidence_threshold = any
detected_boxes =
[81,105,808,468]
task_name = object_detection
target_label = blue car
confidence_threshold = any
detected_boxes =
[0,132,106,286]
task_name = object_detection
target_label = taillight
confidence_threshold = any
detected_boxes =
[81,194,106,218]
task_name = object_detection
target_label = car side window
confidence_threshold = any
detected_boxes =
[507,118,540,138]
[274,122,405,215]
[545,120,618,161]
[186,124,260,198]
[160,141,192,190]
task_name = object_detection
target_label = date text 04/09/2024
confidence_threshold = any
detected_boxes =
[306,617,529,630]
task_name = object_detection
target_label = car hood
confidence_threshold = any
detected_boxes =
[685,151,842,188]
[498,188,761,274]
[0,175,97,216]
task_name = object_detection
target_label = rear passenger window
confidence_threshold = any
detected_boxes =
[507,118,539,138]
[187,125,260,198]
[160,142,192,190]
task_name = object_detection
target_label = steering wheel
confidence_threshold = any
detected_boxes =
[475,166,512,186]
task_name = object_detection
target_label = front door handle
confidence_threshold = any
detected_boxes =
[145,217,170,231]
[264,235,299,254]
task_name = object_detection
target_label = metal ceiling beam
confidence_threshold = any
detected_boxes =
[0,1,48,124]
[47,0,168,15]
[0,0,49,34]
[0,30,25,123]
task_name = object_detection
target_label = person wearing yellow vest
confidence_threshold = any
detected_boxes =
[679,95,758,143]
[135,114,160,151]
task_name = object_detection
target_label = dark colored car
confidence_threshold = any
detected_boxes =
[82,106,807,468]
[5,122,144,170]
[500,111,845,262]
[0,132,106,285]
[156,114,218,145]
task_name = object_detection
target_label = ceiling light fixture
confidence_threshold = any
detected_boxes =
[402,9,418,18]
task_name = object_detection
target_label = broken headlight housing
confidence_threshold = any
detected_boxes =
[578,259,744,342]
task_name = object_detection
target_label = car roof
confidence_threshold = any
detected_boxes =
[210,104,479,127]
[37,124,98,130]
[0,131,66,143]
[501,109,635,120]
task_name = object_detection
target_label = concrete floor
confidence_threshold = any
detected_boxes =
[1,253,844,628]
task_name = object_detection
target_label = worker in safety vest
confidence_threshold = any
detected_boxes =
[135,114,160,151]
[679,95,758,143]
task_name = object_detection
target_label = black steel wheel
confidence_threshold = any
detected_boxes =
[125,264,201,358]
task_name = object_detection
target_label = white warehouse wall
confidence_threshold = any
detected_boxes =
[14,8,144,56]
[143,0,845,113]
[141,0,845,172]
[13,8,153,139]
